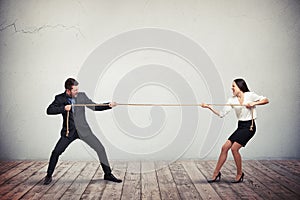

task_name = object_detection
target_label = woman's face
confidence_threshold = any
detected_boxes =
[232,81,242,96]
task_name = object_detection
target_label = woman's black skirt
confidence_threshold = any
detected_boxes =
[228,120,256,147]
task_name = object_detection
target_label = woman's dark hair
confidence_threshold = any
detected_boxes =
[65,78,79,90]
[234,78,250,92]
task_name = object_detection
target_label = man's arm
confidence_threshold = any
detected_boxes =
[94,102,117,111]
[77,92,112,111]
[47,95,68,115]
[79,92,113,111]
[94,103,112,111]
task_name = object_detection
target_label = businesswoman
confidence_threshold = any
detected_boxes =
[201,78,269,183]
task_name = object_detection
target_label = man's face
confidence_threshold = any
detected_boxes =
[67,85,79,98]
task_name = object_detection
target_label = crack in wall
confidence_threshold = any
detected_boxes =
[0,21,84,37]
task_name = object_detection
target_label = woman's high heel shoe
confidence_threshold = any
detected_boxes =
[231,172,244,183]
[207,172,221,183]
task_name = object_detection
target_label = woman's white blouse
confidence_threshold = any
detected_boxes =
[219,92,267,121]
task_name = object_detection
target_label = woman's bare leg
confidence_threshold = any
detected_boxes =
[212,140,232,178]
[231,142,243,180]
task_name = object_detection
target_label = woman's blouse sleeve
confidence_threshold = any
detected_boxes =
[249,92,267,102]
[219,98,233,118]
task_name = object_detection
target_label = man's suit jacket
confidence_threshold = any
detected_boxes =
[47,92,111,137]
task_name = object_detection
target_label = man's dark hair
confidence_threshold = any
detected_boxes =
[234,78,250,93]
[65,78,79,90]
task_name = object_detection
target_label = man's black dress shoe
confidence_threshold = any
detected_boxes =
[43,175,52,185]
[104,173,122,183]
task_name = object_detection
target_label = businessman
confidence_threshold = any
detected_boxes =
[44,78,121,185]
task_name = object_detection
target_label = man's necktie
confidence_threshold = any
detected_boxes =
[68,98,75,112]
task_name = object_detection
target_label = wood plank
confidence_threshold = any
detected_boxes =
[275,160,300,175]
[240,160,283,200]
[0,161,23,175]
[80,164,105,200]
[0,161,35,185]
[100,161,127,200]
[155,161,181,200]
[212,160,264,199]
[141,161,160,200]
[195,160,241,200]
[257,160,300,196]
[40,162,87,199]
[120,161,141,200]
[223,160,266,199]
[169,161,202,199]
[20,161,73,200]
[247,160,299,199]
[260,160,300,183]
[182,160,221,200]
[0,161,46,197]
[60,162,98,200]
[0,160,299,199]
[1,162,48,200]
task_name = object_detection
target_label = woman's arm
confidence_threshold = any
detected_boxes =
[246,98,269,108]
[201,103,221,117]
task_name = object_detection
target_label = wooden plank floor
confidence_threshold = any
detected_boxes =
[0,160,299,200]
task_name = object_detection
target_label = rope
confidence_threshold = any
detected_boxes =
[66,110,70,137]
[250,107,254,131]
[65,103,255,135]
[71,103,110,107]
[119,103,245,107]
[71,103,245,107]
